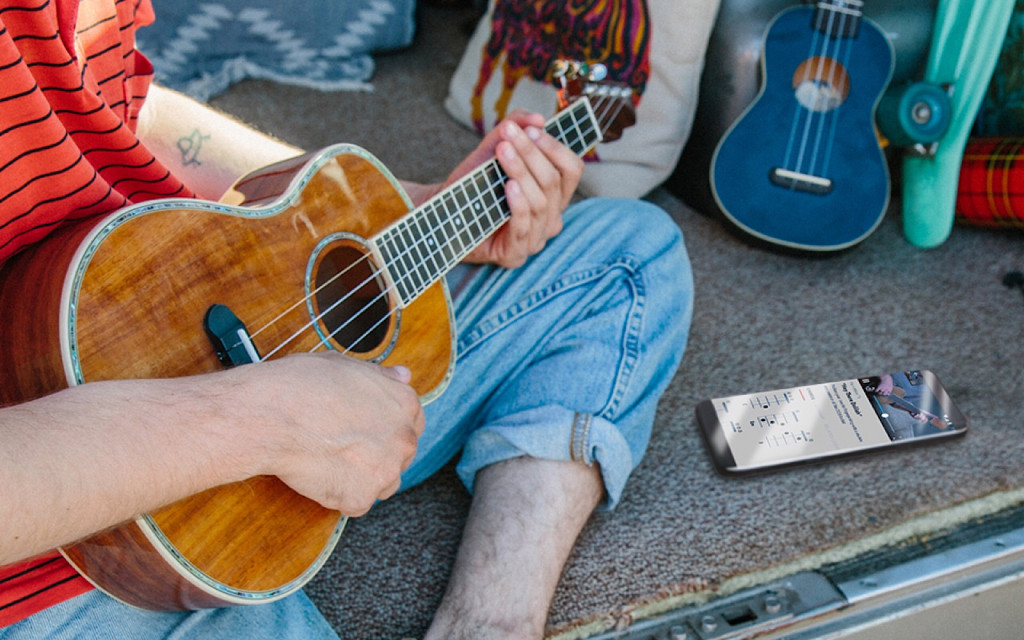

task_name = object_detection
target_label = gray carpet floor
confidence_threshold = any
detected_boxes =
[211,4,1024,638]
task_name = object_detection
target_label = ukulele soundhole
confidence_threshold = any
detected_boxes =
[792,56,850,113]
[310,237,396,357]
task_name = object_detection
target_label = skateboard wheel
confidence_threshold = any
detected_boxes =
[877,81,952,146]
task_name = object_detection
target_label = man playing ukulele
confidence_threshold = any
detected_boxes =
[0,1,693,638]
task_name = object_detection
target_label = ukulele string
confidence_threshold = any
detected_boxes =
[591,91,630,141]
[310,164,516,356]
[245,94,618,360]
[305,93,613,357]
[816,11,856,178]
[805,5,853,179]
[315,185,514,357]
[783,6,827,172]
[800,28,837,174]
[247,137,519,357]
[246,251,373,343]
[792,6,838,178]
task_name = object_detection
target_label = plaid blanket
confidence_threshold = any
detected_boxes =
[956,137,1024,229]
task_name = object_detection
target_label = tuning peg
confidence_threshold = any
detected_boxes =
[552,59,599,81]
[550,59,571,80]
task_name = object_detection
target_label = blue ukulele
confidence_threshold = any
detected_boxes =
[711,0,894,251]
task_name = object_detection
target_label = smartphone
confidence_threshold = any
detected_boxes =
[696,369,968,475]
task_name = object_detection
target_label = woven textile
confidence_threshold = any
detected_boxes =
[136,0,416,101]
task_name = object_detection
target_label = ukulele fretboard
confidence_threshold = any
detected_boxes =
[375,98,602,307]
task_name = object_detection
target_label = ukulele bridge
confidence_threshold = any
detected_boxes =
[770,167,834,195]
[203,303,260,367]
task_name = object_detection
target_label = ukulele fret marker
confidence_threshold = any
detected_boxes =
[412,212,439,285]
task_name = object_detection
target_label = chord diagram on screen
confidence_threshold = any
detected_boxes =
[758,427,814,449]
[746,390,796,410]
[749,410,800,430]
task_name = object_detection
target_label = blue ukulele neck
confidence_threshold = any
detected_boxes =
[813,0,864,39]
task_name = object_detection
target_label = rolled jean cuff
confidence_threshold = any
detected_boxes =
[455,405,635,510]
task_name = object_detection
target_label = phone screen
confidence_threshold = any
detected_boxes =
[696,370,968,474]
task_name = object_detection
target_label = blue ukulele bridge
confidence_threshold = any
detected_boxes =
[769,168,833,196]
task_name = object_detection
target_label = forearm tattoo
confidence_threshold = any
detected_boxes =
[177,128,211,167]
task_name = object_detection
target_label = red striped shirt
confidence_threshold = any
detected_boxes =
[0,0,193,626]
[0,0,192,267]
[0,552,90,627]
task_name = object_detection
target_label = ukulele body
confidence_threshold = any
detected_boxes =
[711,5,894,251]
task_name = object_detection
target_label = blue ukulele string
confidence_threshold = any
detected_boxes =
[805,5,848,178]
[819,9,857,178]
[255,94,620,360]
[783,5,826,171]
[793,6,838,177]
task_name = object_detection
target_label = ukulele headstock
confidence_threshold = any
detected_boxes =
[551,59,636,142]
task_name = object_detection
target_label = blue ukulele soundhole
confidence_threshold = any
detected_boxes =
[711,1,894,251]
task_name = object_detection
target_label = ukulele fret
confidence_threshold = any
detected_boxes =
[549,99,601,156]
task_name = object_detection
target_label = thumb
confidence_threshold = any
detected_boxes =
[381,364,412,384]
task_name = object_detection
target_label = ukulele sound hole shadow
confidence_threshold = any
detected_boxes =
[312,242,393,356]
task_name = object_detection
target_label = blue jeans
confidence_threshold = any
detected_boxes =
[0,590,336,640]
[2,198,693,639]
[406,197,693,509]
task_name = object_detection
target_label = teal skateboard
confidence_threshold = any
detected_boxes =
[893,0,1015,248]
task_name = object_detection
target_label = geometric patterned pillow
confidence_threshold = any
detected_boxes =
[137,0,416,101]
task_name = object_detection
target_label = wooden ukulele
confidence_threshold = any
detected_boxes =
[710,0,894,251]
[0,61,634,611]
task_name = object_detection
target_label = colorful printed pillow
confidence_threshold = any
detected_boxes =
[444,0,722,198]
